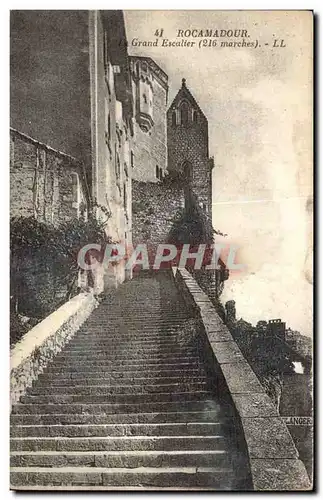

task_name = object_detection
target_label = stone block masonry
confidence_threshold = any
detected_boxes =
[130,56,168,183]
[10,128,89,223]
[132,179,185,247]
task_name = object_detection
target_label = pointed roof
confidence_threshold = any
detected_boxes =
[167,79,207,121]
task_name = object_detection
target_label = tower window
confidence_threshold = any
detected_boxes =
[172,111,176,127]
[180,102,189,126]
[116,152,121,183]
[131,151,134,169]
[123,182,127,211]
[107,113,111,141]
[193,110,198,123]
[143,93,147,104]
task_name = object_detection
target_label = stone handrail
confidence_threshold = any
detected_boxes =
[10,292,98,406]
[174,267,311,491]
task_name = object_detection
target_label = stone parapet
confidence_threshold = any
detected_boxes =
[10,293,98,406]
[174,267,311,491]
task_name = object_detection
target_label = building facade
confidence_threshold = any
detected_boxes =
[10,128,89,223]
[10,9,227,300]
[10,10,134,288]
[130,56,168,183]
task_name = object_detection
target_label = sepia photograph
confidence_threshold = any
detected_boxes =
[9,9,313,491]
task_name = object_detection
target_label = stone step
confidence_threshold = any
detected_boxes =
[46,357,201,368]
[66,338,182,348]
[11,435,226,452]
[87,315,188,321]
[74,330,185,339]
[88,310,187,315]
[44,361,202,373]
[68,339,186,348]
[20,390,211,405]
[12,399,223,415]
[64,340,194,349]
[9,272,245,490]
[10,485,223,491]
[37,369,206,383]
[28,382,208,396]
[11,410,227,426]
[81,320,188,327]
[52,351,199,362]
[77,322,183,329]
[10,449,230,469]
[11,422,224,438]
[35,375,207,387]
[57,344,198,353]
[10,466,234,488]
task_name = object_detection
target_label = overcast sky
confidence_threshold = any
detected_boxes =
[124,10,313,336]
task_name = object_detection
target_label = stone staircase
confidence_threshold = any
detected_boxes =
[10,271,250,490]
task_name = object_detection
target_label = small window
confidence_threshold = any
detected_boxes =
[159,169,163,180]
[116,153,121,182]
[180,102,189,126]
[156,165,159,179]
[172,111,176,127]
[193,110,198,123]
[107,113,111,141]
[131,151,134,168]
[103,31,108,69]
[143,93,147,104]
[123,183,127,210]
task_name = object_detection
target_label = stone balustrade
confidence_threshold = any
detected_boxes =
[10,292,98,406]
[173,267,311,491]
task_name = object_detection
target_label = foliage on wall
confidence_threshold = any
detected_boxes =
[10,210,112,344]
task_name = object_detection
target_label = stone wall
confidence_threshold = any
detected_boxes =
[89,11,133,287]
[10,129,89,223]
[132,179,185,247]
[10,11,92,180]
[174,267,311,491]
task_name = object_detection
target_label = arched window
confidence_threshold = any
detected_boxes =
[193,110,198,123]
[142,62,148,73]
[172,111,176,127]
[180,102,189,126]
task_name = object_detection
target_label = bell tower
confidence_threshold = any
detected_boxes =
[167,78,213,214]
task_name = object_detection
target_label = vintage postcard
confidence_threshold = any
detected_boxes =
[10,10,313,491]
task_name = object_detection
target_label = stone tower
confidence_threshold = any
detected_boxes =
[167,79,213,215]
